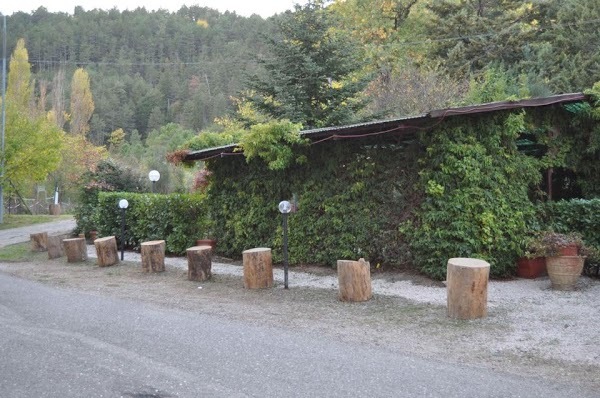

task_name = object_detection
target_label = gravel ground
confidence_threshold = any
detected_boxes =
[1,242,599,390]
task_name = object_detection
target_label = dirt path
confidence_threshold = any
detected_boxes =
[1,247,599,391]
[0,218,76,248]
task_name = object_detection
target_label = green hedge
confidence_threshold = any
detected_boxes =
[538,199,600,248]
[95,192,210,255]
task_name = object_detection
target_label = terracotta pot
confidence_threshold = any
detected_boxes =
[558,244,578,256]
[196,239,217,251]
[516,257,546,279]
[90,231,98,242]
[546,256,584,290]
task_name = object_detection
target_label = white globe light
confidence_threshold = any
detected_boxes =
[148,170,160,182]
[278,200,292,214]
[118,199,129,209]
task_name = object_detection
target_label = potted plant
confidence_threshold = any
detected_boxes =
[196,219,217,252]
[532,231,586,290]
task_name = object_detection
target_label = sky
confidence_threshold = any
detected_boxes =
[1,0,300,18]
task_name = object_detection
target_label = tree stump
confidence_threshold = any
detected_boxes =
[63,238,88,263]
[446,258,490,320]
[49,204,61,216]
[30,232,48,252]
[94,236,119,267]
[47,236,64,259]
[242,248,273,289]
[187,245,212,281]
[337,258,372,302]
[141,240,166,273]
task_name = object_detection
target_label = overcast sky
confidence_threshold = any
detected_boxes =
[1,0,299,18]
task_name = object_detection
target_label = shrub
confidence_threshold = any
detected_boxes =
[73,159,145,236]
[537,199,600,248]
[95,192,209,255]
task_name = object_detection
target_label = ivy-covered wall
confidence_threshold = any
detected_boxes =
[204,106,599,279]
[206,139,422,267]
[405,112,541,279]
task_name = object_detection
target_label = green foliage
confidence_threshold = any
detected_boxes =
[238,121,307,170]
[245,1,371,128]
[537,199,600,249]
[463,67,530,104]
[206,139,422,267]
[404,112,541,279]
[185,129,246,152]
[95,192,209,254]
[74,160,145,235]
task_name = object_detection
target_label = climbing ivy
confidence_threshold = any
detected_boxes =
[404,112,541,279]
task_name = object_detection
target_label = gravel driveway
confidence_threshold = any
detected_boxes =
[1,219,599,391]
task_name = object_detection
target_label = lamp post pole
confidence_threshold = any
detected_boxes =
[0,15,7,224]
[278,200,292,289]
[282,212,289,289]
[118,199,129,261]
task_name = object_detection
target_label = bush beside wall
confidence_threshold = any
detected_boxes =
[95,192,209,255]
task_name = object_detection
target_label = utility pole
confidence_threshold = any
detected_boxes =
[1,15,7,224]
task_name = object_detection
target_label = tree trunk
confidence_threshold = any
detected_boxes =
[337,258,372,302]
[30,232,48,252]
[49,204,61,216]
[242,248,273,289]
[187,245,212,281]
[94,236,119,267]
[63,237,88,263]
[47,235,64,259]
[446,258,490,320]
[141,240,166,273]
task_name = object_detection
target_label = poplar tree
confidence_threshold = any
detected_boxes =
[69,68,95,137]
[2,39,63,191]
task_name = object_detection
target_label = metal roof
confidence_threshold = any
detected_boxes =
[183,92,587,162]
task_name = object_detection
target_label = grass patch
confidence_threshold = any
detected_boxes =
[0,214,73,230]
[0,242,36,262]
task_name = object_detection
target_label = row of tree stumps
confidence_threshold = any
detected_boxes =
[335,257,491,320]
[31,232,491,320]
[239,249,491,321]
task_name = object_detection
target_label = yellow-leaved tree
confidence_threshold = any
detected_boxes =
[53,67,106,198]
[69,68,95,136]
[1,39,63,195]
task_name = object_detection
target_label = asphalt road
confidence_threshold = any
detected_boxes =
[0,218,76,248]
[0,273,596,398]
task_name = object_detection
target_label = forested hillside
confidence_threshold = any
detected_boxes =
[6,5,272,144]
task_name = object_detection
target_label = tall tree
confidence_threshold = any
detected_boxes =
[50,68,67,130]
[6,39,33,111]
[69,68,95,137]
[425,0,547,79]
[528,0,600,93]
[2,39,63,192]
[245,1,371,128]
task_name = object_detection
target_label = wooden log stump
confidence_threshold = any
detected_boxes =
[94,236,119,267]
[242,248,273,289]
[63,238,88,263]
[141,240,166,273]
[49,204,61,216]
[187,245,212,281]
[47,236,64,259]
[30,232,48,252]
[337,258,372,302]
[446,258,490,320]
